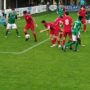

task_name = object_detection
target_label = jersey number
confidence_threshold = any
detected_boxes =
[65,19,69,25]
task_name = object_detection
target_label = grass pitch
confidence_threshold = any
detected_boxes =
[0,12,90,90]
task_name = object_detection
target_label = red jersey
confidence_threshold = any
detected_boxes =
[24,14,34,24]
[44,22,55,32]
[63,16,72,32]
[44,22,60,35]
[78,9,86,17]
[54,17,63,26]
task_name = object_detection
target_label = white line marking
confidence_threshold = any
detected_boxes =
[0,38,49,55]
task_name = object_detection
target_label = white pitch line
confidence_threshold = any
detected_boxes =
[0,38,49,55]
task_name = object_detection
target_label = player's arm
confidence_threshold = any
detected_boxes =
[40,28,49,33]
[40,25,50,33]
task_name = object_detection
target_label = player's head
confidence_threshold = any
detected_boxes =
[65,12,69,16]
[41,20,46,25]
[78,16,83,21]
[23,11,28,15]
[12,8,15,13]
[80,6,85,10]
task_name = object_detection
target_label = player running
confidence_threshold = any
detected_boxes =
[5,9,20,37]
[40,20,61,48]
[62,12,73,47]
[63,16,83,52]
[23,11,37,41]
[78,6,87,32]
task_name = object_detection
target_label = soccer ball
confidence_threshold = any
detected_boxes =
[25,34,30,39]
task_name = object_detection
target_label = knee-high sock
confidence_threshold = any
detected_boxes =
[6,30,9,36]
[84,24,86,32]
[77,38,81,45]
[33,33,37,41]
[75,41,79,50]
[65,41,75,47]
[16,29,19,36]
[62,39,66,46]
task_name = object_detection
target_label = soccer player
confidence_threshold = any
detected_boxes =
[6,9,20,37]
[63,16,83,51]
[23,11,37,41]
[53,16,64,46]
[40,20,61,48]
[80,0,86,6]
[78,6,87,32]
[62,12,73,47]
[0,15,7,27]
[57,5,65,17]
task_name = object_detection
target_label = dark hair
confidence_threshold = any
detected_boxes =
[12,8,15,10]
[23,11,27,14]
[41,20,46,23]
[65,12,69,15]
[81,5,85,8]
[78,16,83,21]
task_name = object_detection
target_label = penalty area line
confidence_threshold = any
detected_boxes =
[0,38,49,55]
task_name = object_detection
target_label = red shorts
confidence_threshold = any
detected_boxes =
[50,30,59,36]
[64,32,72,40]
[81,18,86,24]
[50,31,54,35]
[24,23,35,31]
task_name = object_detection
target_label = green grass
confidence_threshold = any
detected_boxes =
[0,12,90,90]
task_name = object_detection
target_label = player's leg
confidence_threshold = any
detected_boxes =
[30,25,37,42]
[82,18,87,32]
[74,40,79,51]
[12,24,20,37]
[6,23,11,36]
[63,35,76,51]
[57,35,61,48]
[24,24,30,41]
[77,31,81,45]
[54,31,61,48]
[59,32,63,40]
[68,32,73,49]
[50,33,56,47]
[62,32,67,47]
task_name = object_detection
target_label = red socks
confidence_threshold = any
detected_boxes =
[84,24,86,32]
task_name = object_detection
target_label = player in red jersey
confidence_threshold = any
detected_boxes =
[23,11,37,41]
[62,12,73,47]
[54,16,64,45]
[40,20,61,48]
[78,6,87,32]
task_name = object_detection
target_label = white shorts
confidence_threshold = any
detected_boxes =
[72,35,77,41]
[78,31,80,38]
[6,23,17,30]
[87,20,90,24]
